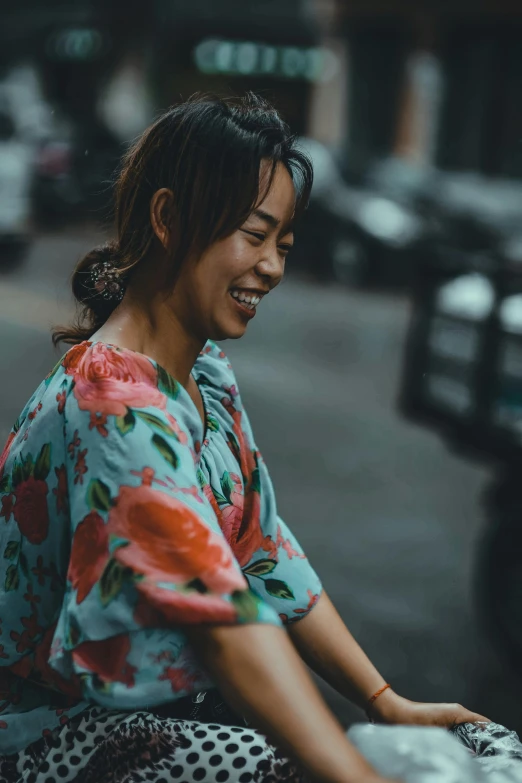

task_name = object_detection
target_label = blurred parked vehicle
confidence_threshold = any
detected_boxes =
[0,108,33,264]
[398,233,522,679]
[32,120,122,225]
[295,140,424,287]
[32,135,82,223]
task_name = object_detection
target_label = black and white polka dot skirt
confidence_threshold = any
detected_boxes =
[0,704,307,782]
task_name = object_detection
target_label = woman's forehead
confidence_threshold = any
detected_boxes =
[256,163,296,226]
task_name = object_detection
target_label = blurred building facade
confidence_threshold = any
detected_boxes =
[330,0,522,178]
[3,0,522,178]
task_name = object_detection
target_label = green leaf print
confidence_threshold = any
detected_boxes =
[3,540,20,561]
[206,414,219,433]
[226,431,241,463]
[250,465,261,494]
[5,564,19,592]
[12,458,23,488]
[135,411,177,439]
[0,474,10,493]
[108,535,130,555]
[264,579,295,601]
[87,478,112,513]
[243,559,277,577]
[157,365,180,400]
[44,358,63,386]
[21,454,34,482]
[231,589,263,622]
[99,558,133,606]
[151,434,179,470]
[34,443,51,481]
[220,472,235,503]
[115,409,136,436]
[66,615,82,648]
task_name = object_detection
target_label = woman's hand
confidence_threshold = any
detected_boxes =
[369,689,491,729]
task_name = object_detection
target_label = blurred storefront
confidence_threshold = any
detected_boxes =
[331,0,522,179]
[149,0,328,135]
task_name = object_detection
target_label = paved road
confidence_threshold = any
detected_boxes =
[1,226,520,735]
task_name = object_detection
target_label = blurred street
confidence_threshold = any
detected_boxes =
[1,225,520,733]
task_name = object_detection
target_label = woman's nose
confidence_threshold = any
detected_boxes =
[255,248,285,287]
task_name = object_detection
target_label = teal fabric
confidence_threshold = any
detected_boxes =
[0,340,322,754]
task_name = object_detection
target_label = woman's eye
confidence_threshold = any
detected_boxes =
[242,229,265,241]
[278,244,293,254]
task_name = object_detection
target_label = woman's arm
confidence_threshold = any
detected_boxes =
[287,591,491,727]
[187,622,397,783]
[287,591,394,719]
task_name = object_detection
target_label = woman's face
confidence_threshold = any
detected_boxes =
[171,161,296,342]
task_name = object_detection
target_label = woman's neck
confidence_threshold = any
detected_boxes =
[92,297,204,389]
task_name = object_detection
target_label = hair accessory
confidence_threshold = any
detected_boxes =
[366,683,391,724]
[89,260,126,303]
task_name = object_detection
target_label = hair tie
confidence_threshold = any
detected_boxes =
[89,260,126,304]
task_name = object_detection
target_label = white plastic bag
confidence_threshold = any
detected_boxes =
[347,722,522,783]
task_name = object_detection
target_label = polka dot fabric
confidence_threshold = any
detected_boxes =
[0,705,308,782]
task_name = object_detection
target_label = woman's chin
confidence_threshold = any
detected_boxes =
[209,319,248,342]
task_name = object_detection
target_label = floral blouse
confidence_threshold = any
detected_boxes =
[0,340,322,755]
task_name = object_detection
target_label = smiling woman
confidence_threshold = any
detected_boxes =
[0,94,487,783]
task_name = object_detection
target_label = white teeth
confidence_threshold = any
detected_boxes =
[230,289,262,308]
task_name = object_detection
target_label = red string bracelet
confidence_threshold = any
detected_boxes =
[366,683,391,723]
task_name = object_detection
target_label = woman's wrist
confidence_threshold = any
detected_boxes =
[366,687,410,724]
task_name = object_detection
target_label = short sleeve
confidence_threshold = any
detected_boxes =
[195,342,323,625]
[49,342,280,709]
[239,407,324,625]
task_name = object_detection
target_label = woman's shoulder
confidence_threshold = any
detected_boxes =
[53,341,204,447]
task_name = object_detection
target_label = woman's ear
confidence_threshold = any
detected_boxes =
[150,188,174,249]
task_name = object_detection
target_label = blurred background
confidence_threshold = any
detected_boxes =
[1,0,522,736]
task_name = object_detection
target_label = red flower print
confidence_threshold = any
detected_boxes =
[73,634,137,687]
[108,486,247,625]
[68,510,109,603]
[52,464,68,514]
[165,413,188,445]
[0,431,15,478]
[221,397,256,479]
[73,448,88,485]
[67,429,81,461]
[293,589,320,616]
[233,491,265,568]
[0,494,14,523]
[62,342,91,373]
[31,555,50,586]
[27,402,42,422]
[10,627,35,654]
[69,342,166,417]
[0,645,8,660]
[108,484,245,591]
[20,607,44,638]
[0,721,7,729]
[23,583,41,607]
[89,412,108,437]
[12,476,50,544]
[56,389,66,414]
[276,526,306,561]
[159,665,200,694]
[260,535,278,560]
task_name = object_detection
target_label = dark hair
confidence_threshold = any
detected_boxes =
[52,92,313,346]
